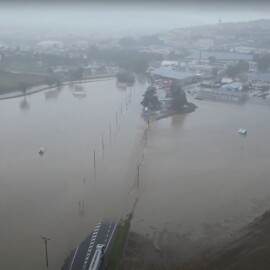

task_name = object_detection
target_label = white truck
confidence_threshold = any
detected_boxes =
[88,244,105,270]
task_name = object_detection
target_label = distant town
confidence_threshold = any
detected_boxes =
[1,19,270,106]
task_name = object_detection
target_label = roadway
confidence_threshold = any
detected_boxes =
[62,220,117,270]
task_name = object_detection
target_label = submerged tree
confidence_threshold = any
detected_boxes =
[226,60,249,79]
[69,68,84,81]
[170,84,187,111]
[45,75,61,87]
[141,86,160,111]
[116,71,135,85]
[18,82,30,96]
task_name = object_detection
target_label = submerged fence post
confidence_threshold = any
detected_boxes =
[102,133,104,158]
[41,236,50,268]
[109,123,112,145]
[94,149,96,179]
[137,163,140,188]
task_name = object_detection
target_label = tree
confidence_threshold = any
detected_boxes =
[256,54,270,71]
[139,35,164,46]
[226,65,238,79]
[141,86,160,111]
[45,75,61,87]
[252,54,260,62]
[211,67,219,79]
[117,71,135,85]
[235,60,249,73]
[69,68,83,81]
[225,60,249,79]
[119,37,137,48]
[18,82,30,95]
[170,84,187,111]
[208,56,216,63]
[167,50,178,60]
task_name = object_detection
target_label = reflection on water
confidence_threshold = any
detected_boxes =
[73,85,87,98]
[170,114,186,129]
[19,97,30,111]
[44,87,62,100]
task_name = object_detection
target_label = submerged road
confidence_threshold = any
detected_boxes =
[63,220,117,270]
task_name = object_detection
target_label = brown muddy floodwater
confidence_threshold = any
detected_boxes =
[2,81,270,269]
[132,97,270,262]
[0,79,146,270]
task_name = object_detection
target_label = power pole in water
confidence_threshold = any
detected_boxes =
[137,163,140,188]
[93,149,96,179]
[41,236,50,268]
[102,133,104,157]
[109,123,112,145]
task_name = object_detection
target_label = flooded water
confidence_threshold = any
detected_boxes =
[0,79,146,270]
[132,97,270,247]
[2,80,270,269]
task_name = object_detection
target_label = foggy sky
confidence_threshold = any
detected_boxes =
[0,1,270,35]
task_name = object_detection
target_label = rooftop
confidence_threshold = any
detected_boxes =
[151,67,194,80]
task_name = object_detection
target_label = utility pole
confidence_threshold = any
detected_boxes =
[41,236,50,268]
[102,133,104,157]
[93,149,96,179]
[144,129,147,146]
[109,123,112,145]
[137,163,140,188]
[93,150,96,170]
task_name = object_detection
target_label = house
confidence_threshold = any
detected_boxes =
[83,64,107,76]
[161,60,179,69]
[195,88,246,102]
[221,77,233,85]
[221,82,243,91]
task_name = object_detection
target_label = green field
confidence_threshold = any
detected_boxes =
[106,215,132,270]
[0,72,48,93]
[1,57,49,74]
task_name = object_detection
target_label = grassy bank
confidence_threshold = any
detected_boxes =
[106,214,132,270]
[0,71,48,93]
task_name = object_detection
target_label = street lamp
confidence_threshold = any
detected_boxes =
[41,236,50,268]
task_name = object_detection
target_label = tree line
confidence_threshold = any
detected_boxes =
[141,83,188,112]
